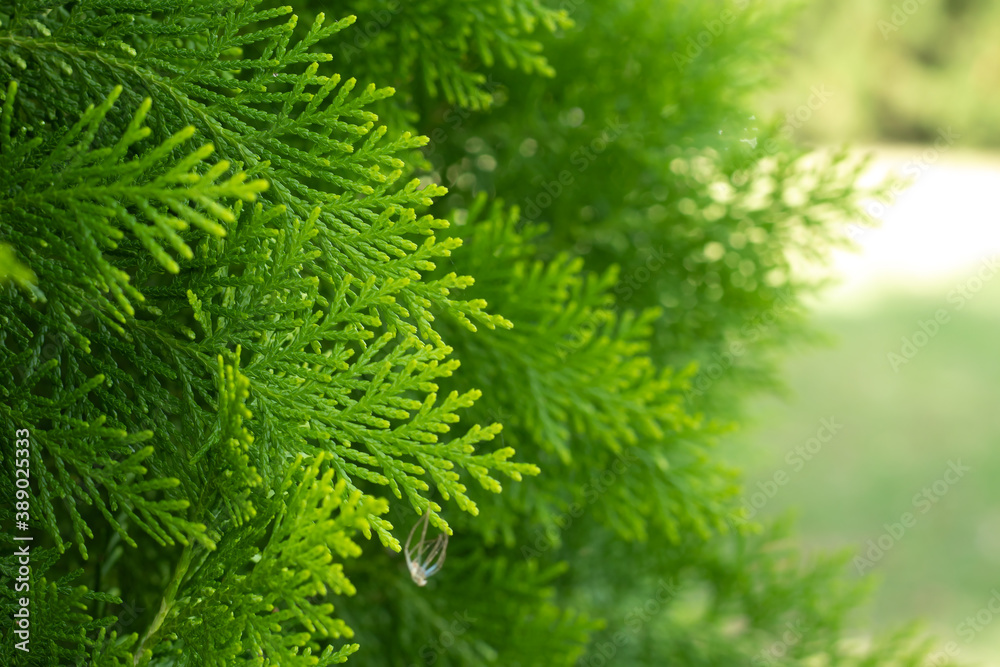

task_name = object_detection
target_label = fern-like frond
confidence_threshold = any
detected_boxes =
[0,537,123,663]
[0,81,267,321]
[137,455,383,666]
[433,196,739,545]
[323,0,571,112]
[1,2,505,338]
[0,242,35,288]
[0,360,208,559]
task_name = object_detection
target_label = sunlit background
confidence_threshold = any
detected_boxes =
[733,0,1000,662]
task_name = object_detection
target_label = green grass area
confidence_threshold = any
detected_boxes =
[728,273,1000,661]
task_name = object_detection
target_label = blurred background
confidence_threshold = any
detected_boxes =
[733,0,1000,662]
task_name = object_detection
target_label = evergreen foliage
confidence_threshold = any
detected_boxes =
[0,0,940,665]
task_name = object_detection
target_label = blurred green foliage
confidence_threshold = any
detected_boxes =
[766,0,1000,146]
